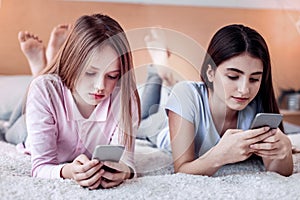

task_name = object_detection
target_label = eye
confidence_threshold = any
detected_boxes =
[249,77,260,83]
[85,71,96,76]
[107,74,120,80]
[227,75,239,80]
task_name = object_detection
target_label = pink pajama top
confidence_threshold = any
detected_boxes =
[25,74,138,179]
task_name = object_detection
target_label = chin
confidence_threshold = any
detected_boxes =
[83,98,97,106]
[232,105,248,111]
[227,103,247,111]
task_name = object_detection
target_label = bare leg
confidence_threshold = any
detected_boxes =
[18,31,46,76]
[46,24,71,63]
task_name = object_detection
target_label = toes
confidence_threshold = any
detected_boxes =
[24,31,33,41]
[18,31,32,42]
[18,31,42,43]
[18,31,26,42]
[58,24,70,29]
[32,34,42,43]
[52,24,71,34]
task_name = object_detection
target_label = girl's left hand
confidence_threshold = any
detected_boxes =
[250,128,292,160]
[100,161,133,189]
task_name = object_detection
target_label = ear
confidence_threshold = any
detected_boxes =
[206,64,215,82]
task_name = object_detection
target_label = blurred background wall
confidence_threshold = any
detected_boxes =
[0,0,300,95]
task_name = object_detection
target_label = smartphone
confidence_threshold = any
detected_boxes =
[250,113,283,129]
[92,145,125,162]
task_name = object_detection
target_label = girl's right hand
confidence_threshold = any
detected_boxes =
[213,127,275,165]
[61,154,104,190]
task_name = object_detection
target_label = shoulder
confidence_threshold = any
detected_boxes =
[30,74,61,85]
[171,81,207,100]
[29,74,63,91]
[167,81,208,119]
[28,74,66,100]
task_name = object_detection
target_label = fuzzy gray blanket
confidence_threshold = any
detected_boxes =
[1,139,300,200]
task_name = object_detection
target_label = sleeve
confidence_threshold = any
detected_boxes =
[25,77,62,179]
[165,81,198,123]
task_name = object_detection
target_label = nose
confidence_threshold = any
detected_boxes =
[94,76,105,92]
[238,78,250,94]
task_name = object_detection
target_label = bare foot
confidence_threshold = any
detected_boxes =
[46,24,71,63]
[145,28,177,86]
[18,31,46,76]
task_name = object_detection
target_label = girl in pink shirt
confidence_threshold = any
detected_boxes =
[20,14,141,189]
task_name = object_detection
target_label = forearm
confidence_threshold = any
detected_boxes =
[263,151,293,176]
[31,163,65,179]
[123,164,135,179]
[175,147,224,176]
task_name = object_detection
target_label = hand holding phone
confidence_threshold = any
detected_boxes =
[250,113,283,129]
[92,145,125,174]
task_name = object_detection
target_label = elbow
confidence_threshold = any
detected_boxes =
[174,164,214,176]
[277,167,293,177]
[174,162,189,174]
[31,168,38,178]
[271,168,293,177]
[265,162,293,177]
[174,167,184,174]
[174,164,188,174]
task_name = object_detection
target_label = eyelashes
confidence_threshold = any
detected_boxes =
[85,72,120,80]
[107,75,120,80]
[85,72,96,76]
[227,75,238,80]
[227,75,260,83]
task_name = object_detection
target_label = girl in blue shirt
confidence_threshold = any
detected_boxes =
[140,25,293,177]
[166,24,293,176]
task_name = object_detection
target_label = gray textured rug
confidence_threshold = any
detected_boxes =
[1,139,300,200]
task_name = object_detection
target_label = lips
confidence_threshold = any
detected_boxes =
[95,94,105,99]
[89,93,105,100]
[232,96,249,103]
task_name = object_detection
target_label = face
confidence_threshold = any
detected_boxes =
[74,45,120,107]
[207,53,263,111]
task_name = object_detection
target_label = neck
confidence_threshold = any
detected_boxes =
[72,91,95,119]
[208,89,238,136]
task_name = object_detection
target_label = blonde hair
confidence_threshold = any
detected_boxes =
[42,13,141,149]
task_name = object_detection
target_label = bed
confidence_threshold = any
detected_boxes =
[1,75,300,200]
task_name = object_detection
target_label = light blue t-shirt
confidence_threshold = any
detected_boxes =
[159,81,262,157]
